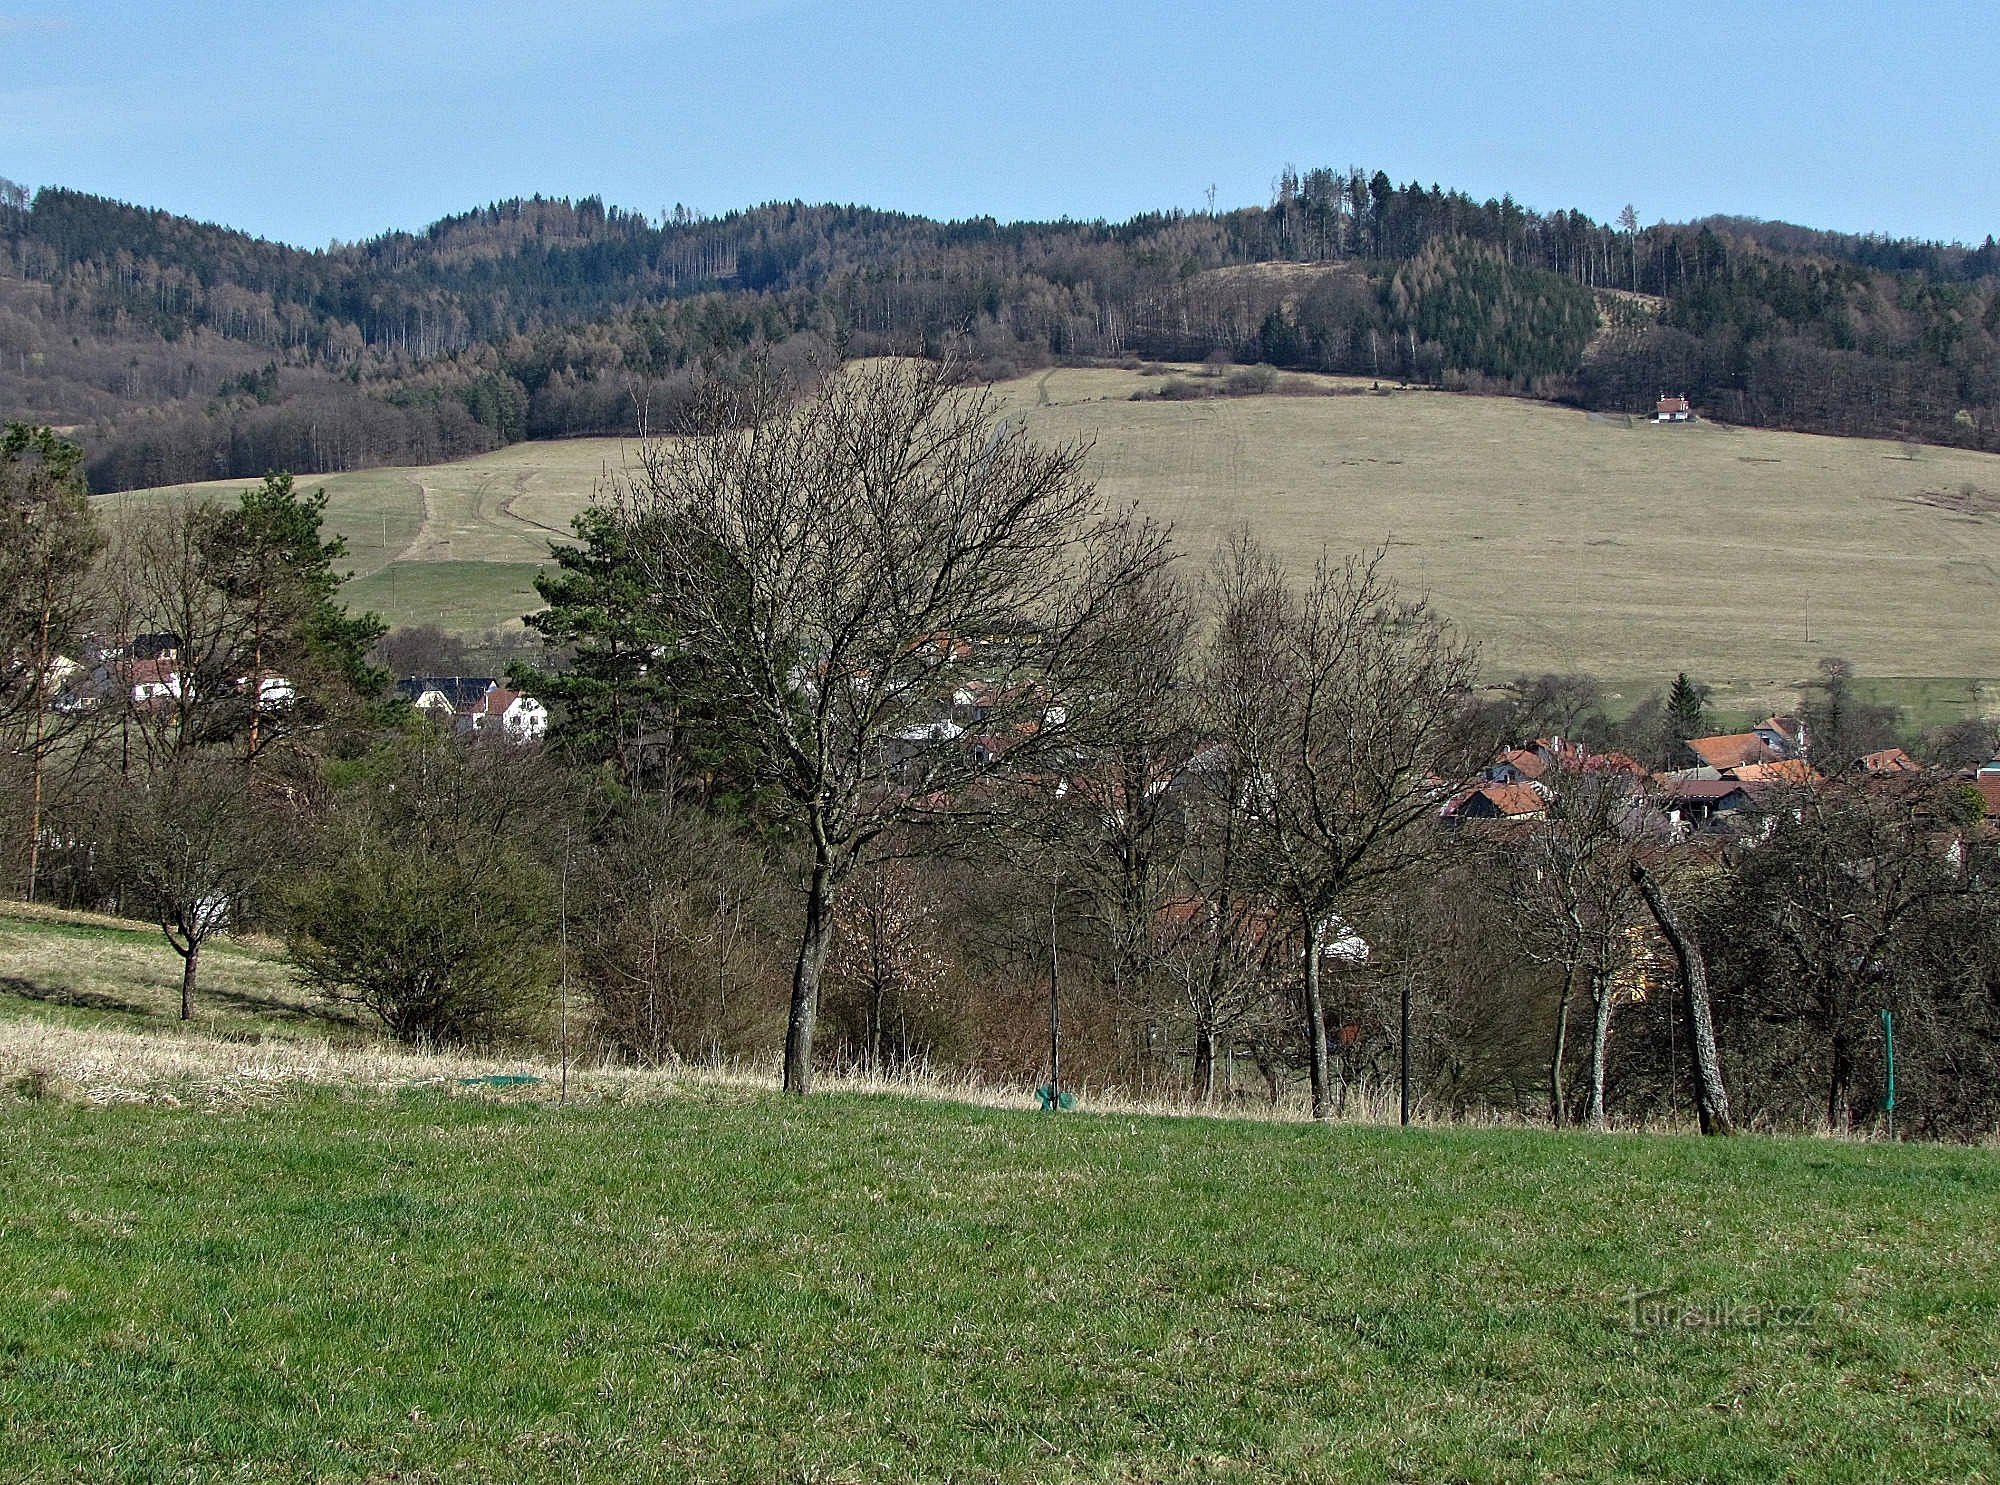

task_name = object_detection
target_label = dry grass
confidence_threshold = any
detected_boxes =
[0,1009,1449,1130]
[108,371,2000,708]
[0,900,1308,1123]
[0,900,1493,1128]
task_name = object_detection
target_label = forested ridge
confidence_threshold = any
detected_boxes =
[4,166,1998,491]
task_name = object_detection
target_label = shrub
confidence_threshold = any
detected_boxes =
[285,735,556,1046]
[1223,365,1278,396]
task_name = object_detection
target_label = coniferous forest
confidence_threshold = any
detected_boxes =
[5,166,1999,492]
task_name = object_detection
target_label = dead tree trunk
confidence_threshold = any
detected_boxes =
[1192,1023,1217,1104]
[1631,865,1735,1136]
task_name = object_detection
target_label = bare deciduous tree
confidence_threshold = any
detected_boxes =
[1631,861,1735,1136]
[1215,535,1485,1120]
[1507,764,1651,1126]
[105,750,274,1019]
[618,357,1170,1094]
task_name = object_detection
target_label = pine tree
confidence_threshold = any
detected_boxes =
[514,505,754,799]
[516,506,677,786]
[199,472,385,773]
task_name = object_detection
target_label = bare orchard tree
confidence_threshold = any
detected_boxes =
[618,356,1171,1094]
[1020,561,1204,1085]
[1718,777,1967,1131]
[1215,535,1486,1121]
[104,749,276,1019]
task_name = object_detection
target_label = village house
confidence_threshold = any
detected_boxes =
[1728,758,1819,785]
[396,675,500,719]
[1483,748,1550,785]
[1154,895,1370,968]
[393,676,547,743]
[1654,393,1693,422]
[1856,746,1920,776]
[459,686,548,743]
[1752,714,1808,757]
[1659,778,1765,837]
[1442,781,1548,825]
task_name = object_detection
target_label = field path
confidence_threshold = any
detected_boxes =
[500,472,572,541]
[396,479,451,562]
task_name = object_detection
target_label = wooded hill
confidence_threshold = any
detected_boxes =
[4,167,1998,491]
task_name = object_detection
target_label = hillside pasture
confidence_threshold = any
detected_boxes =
[108,368,2000,712]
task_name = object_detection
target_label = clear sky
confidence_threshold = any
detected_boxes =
[6,0,1997,248]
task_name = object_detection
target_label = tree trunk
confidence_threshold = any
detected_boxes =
[1827,1030,1852,1134]
[1587,972,1615,1130]
[1192,1022,1216,1104]
[1302,910,1331,1121]
[1047,873,1062,1107]
[179,939,200,1022]
[867,973,884,1075]
[1631,866,1735,1136]
[1549,962,1577,1127]
[25,606,51,902]
[783,858,836,1095]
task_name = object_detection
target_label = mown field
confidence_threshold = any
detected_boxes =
[2,907,1998,1483]
[108,367,2000,717]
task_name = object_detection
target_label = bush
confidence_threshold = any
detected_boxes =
[1223,365,1278,396]
[285,735,556,1045]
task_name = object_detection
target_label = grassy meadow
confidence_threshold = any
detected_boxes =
[107,367,2000,715]
[3,905,1999,1482]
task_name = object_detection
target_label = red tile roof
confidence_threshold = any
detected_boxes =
[1493,748,1549,780]
[1728,759,1819,784]
[1665,779,1756,804]
[1449,782,1546,819]
[1686,732,1777,771]
[1858,747,1919,774]
[1582,750,1649,777]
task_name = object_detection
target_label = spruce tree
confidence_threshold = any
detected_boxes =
[1666,671,1708,742]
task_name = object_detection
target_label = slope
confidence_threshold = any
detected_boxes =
[109,366,2000,714]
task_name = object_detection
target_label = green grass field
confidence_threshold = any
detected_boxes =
[2,906,1998,1482]
[109,368,2000,714]
[5,1071,1997,1482]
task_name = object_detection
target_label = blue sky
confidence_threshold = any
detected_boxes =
[6,1,1997,248]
